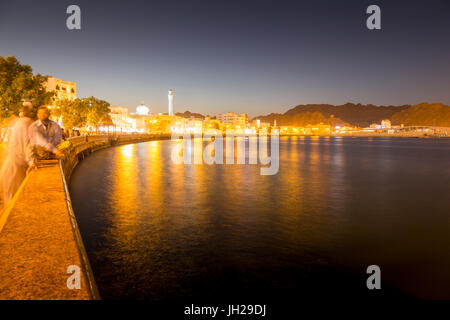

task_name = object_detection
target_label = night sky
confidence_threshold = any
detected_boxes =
[1,0,449,116]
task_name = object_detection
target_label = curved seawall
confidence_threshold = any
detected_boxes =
[0,134,169,300]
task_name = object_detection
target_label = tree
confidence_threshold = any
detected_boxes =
[0,56,54,119]
[59,99,88,130]
[57,96,112,130]
[84,96,111,128]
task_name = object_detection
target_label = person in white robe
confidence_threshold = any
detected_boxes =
[0,104,35,207]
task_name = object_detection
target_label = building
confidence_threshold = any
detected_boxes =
[45,77,77,102]
[203,117,222,132]
[136,102,150,116]
[186,117,203,134]
[381,119,391,129]
[252,119,271,129]
[129,103,151,132]
[109,106,132,132]
[216,112,248,127]
[146,114,176,134]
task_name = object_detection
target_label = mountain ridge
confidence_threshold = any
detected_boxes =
[253,102,450,127]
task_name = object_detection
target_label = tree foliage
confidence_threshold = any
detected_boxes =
[0,56,54,118]
[84,96,111,127]
[57,97,111,130]
[59,99,88,130]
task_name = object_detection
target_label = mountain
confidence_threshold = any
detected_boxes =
[175,111,205,119]
[390,103,450,127]
[254,103,413,127]
[177,103,450,127]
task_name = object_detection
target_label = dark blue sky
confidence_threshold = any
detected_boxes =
[1,0,449,116]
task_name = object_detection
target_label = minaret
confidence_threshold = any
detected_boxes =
[168,89,174,116]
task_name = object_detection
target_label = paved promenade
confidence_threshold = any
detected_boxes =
[0,142,5,158]
[0,143,5,210]
[0,161,91,299]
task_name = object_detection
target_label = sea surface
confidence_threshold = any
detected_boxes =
[69,137,450,299]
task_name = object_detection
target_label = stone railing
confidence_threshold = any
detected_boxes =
[60,134,170,181]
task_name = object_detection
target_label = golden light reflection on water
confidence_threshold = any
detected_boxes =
[69,138,450,299]
[278,137,304,221]
[146,141,163,211]
[120,144,134,158]
[110,144,140,240]
[107,138,346,247]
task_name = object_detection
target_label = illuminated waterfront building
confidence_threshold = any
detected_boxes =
[252,120,271,129]
[278,124,332,136]
[381,119,391,129]
[129,103,150,132]
[308,123,332,135]
[128,114,146,133]
[216,112,248,127]
[203,117,222,132]
[109,106,133,132]
[44,77,77,102]
[43,76,77,123]
[136,102,150,116]
[147,114,177,134]
[186,118,203,134]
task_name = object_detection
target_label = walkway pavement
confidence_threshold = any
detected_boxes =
[0,143,5,210]
[0,161,91,299]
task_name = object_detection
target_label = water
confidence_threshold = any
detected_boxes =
[69,137,450,300]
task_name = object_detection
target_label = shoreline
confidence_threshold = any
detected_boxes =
[279,134,450,138]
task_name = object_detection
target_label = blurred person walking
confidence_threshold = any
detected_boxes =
[0,102,36,207]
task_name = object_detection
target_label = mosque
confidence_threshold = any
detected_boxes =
[109,90,176,133]
[136,102,150,116]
